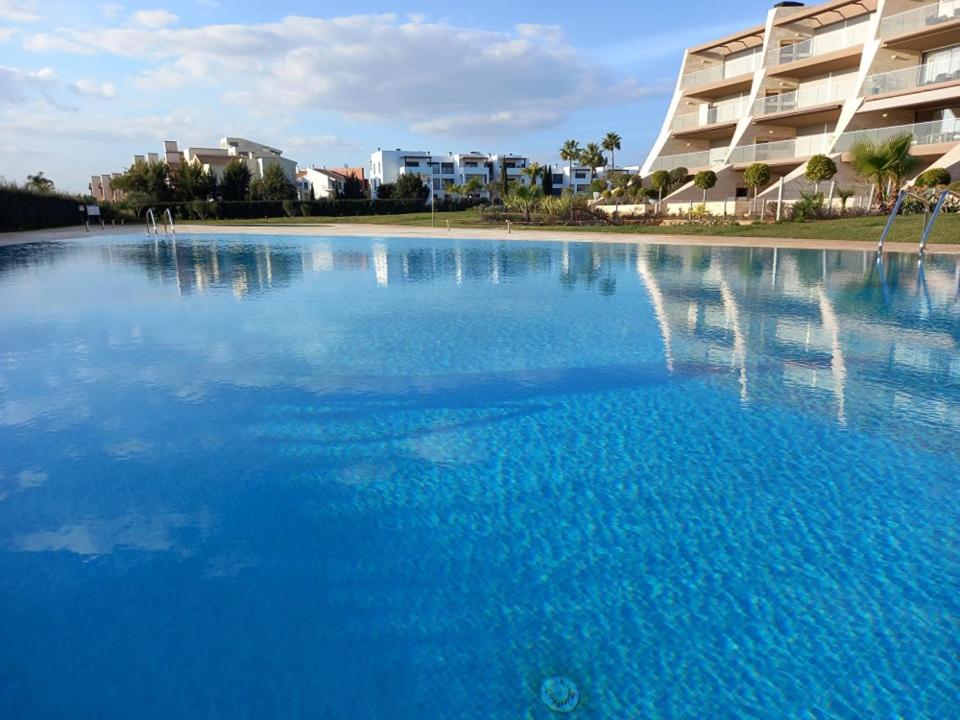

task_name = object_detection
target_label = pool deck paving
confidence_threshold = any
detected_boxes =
[3,222,960,254]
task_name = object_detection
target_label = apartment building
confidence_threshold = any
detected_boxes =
[89,137,298,201]
[642,0,960,214]
[369,149,536,198]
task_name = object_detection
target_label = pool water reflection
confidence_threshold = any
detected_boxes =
[0,234,957,718]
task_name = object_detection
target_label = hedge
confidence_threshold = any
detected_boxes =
[0,188,87,232]
[141,197,480,221]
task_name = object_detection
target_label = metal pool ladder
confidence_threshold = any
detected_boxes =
[145,208,159,236]
[162,208,176,236]
[878,188,960,256]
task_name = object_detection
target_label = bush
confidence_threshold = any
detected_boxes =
[916,167,951,188]
[300,203,313,217]
[282,199,298,217]
[790,191,826,222]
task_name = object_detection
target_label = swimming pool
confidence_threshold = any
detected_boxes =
[0,234,957,718]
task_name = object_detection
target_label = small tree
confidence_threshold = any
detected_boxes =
[377,182,395,200]
[693,170,717,206]
[505,184,541,223]
[850,132,918,207]
[915,167,951,188]
[542,165,554,196]
[220,160,251,201]
[805,154,838,193]
[835,187,856,213]
[341,174,365,199]
[669,166,689,190]
[743,162,771,215]
[650,170,671,209]
[394,173,430,200]
[251,164,296,201]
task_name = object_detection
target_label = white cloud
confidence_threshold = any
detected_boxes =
[0,27,17,42]
[0,104,191,143]
[0,0,39,22]
[71,78,118,100]
[132,9,179,28]
[411,109,563,136]
[285,134,362,150]
[23,32,94,54]
[31,14,662,136]
[0,65,56,104]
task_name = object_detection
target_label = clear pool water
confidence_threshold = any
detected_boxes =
[0,234,957,719]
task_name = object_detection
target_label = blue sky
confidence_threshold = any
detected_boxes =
[0,0,776,193]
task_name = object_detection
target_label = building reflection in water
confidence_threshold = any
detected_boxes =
[82,235,960,446]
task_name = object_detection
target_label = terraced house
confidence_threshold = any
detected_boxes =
[642,0,960,215]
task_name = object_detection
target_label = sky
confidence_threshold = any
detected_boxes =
[0,0,778,193]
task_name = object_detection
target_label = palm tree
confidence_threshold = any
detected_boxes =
[522,162,543,186]
[560,140,581,186]
[602,132,622,170]
[506,184,542,223]
[26,171,54,194]
[580,142,607,181]
[849,132,918,207]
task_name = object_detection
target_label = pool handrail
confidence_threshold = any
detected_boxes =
[145,208,159,236]
[877,189,938,253]
[162,208,176,236]
[918,189,960,256]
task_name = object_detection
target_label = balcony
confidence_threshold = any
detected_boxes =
[672,98,749,133]
[648,147,728,172]
[681,53,761,91]
[863,59,960,97]
[880,1,960,41]
[753,76,858,118]
[766,23,869,69]
[834,118,960,152]
[728,134,832,164]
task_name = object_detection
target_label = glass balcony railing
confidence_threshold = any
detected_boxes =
[672,99,748,130]
[728,134,832,163]
[766,22,870,67]
[681,54,761,89]
[672,111,700,130]
[648,147,728,172]
[863,60,960,96]
[833,118,960,152]
[753,77,858,115]
[879,0,960,39]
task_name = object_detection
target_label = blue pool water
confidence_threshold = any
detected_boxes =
[0,234,957,718]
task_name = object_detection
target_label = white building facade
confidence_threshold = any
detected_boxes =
[642,0,960,215]
[369,149,535,198]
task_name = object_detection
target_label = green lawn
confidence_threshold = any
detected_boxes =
[196,211,960,244]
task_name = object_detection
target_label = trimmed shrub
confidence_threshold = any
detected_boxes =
[916,167,951,188]
[805,154,838,187]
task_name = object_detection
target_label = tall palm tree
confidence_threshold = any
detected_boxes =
[560,140,581,188]
[580,142,607,181]
[602,132,622,170]
[26,171,54,194]
[849,132,918,206]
